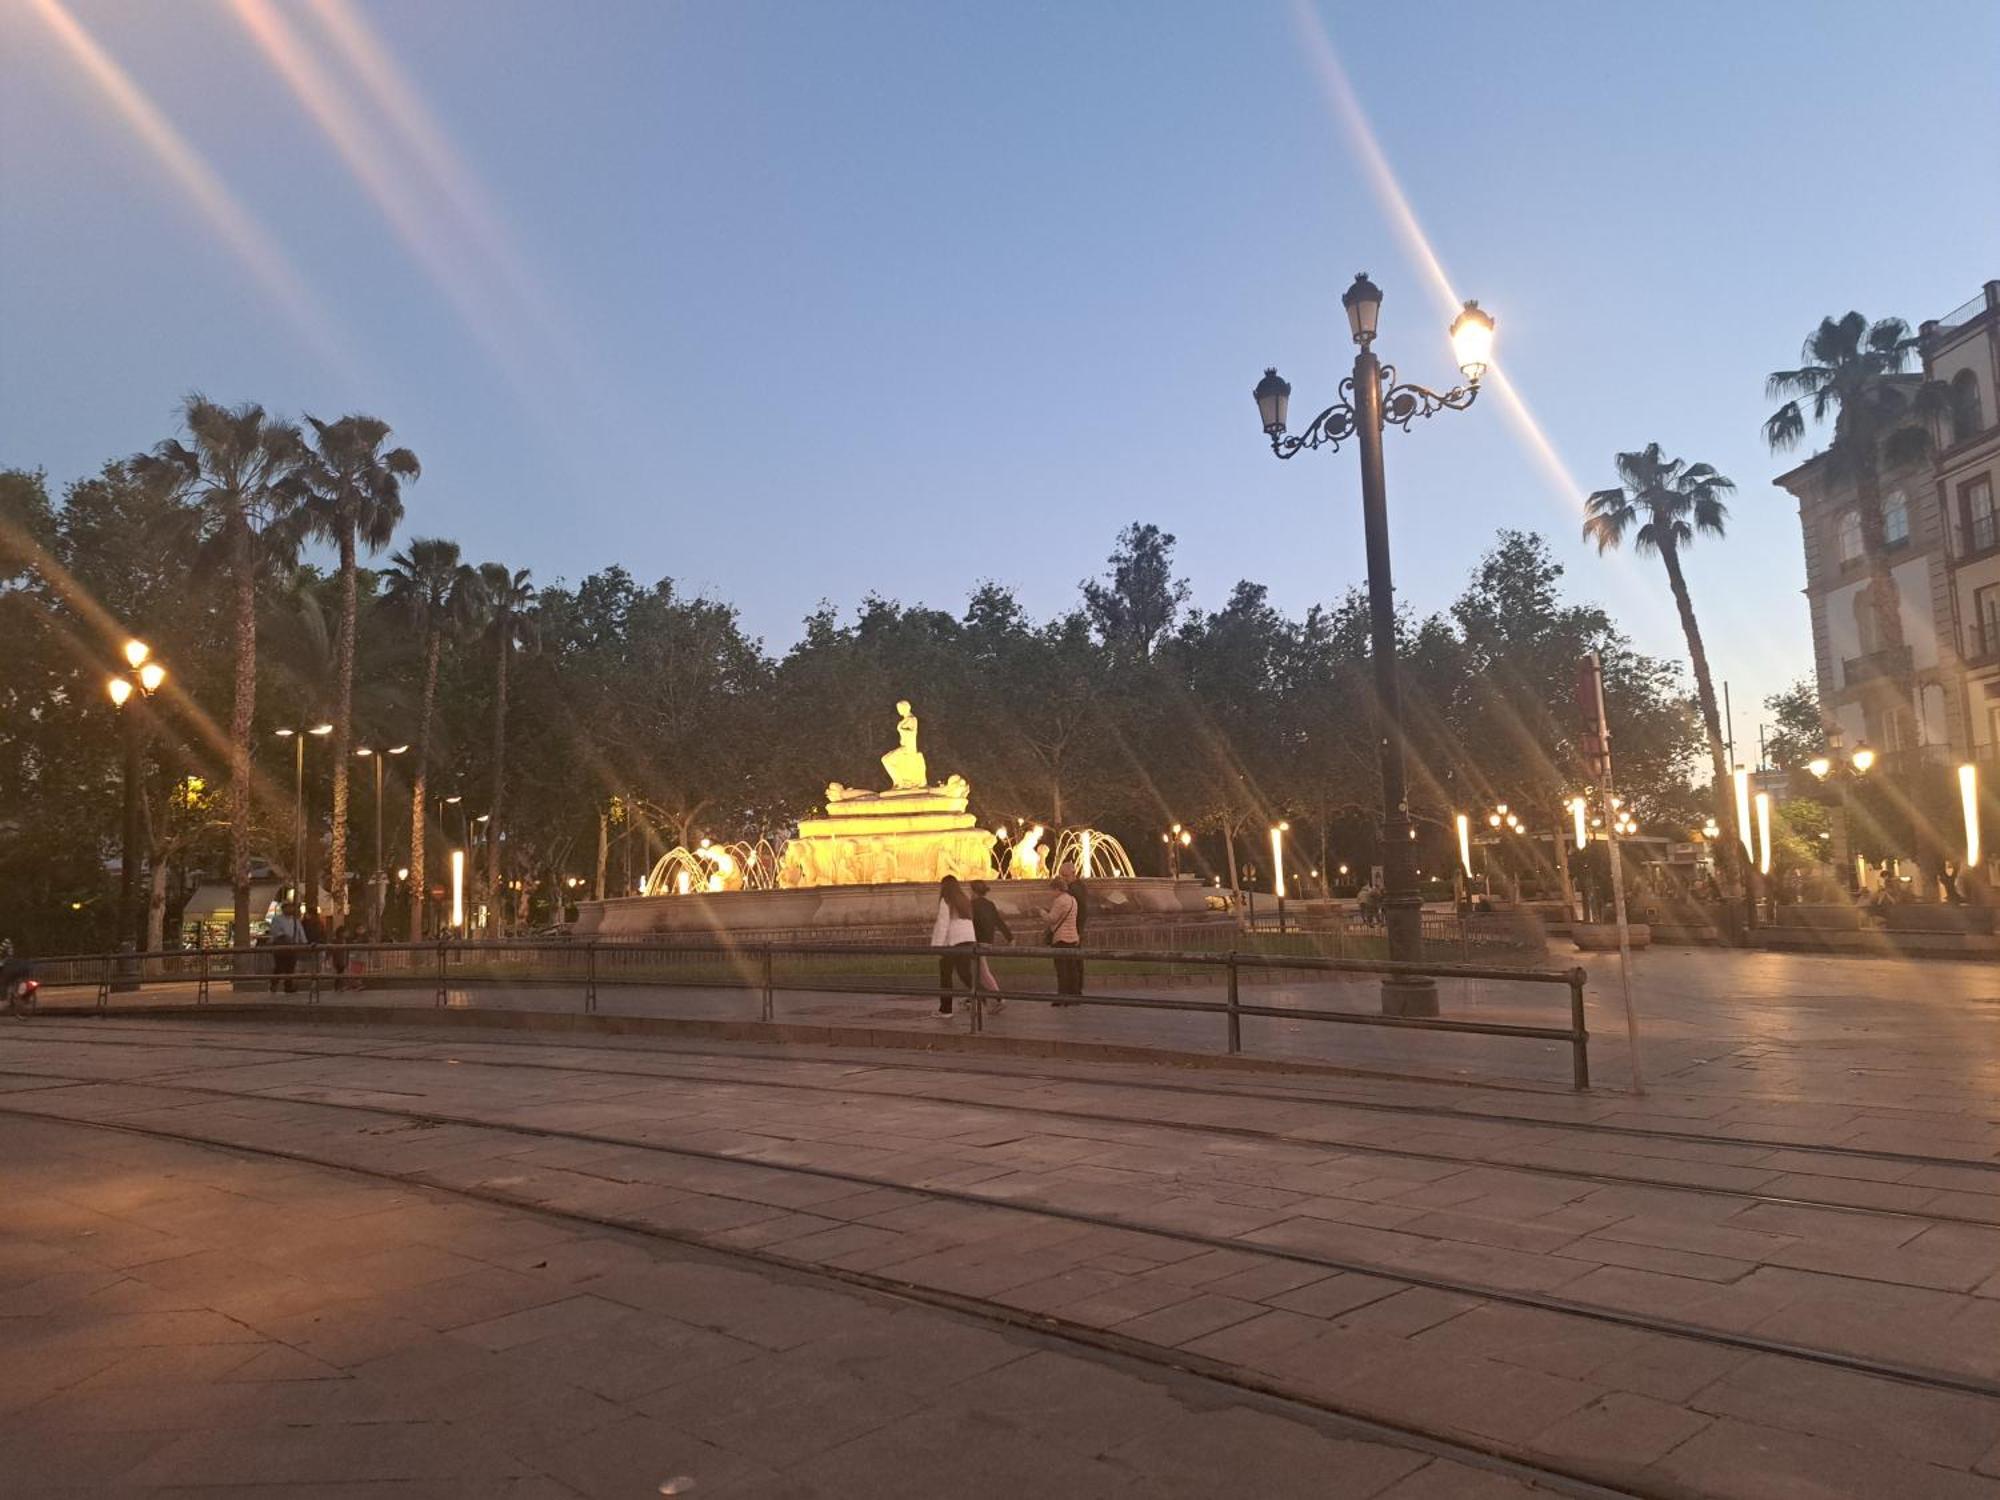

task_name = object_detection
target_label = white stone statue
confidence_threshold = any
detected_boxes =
[881,700,927,789]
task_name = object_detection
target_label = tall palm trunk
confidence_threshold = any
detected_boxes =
[330,527,358,921]
[229,528,256,946]
[408,628,441,940]
[486,635,510,931]
[1659,542,1742,899]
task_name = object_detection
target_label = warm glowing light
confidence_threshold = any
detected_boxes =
[274,726,296,738]
[1807,756,1832,780]
[1732,768,1754,860]
[1449,300,1495,382]
[123,639,150,668]
[1081,829,1096,879]
[1496,803,1508,815]
[106,676,133,707]
[1960,764,1980,869]
[1337,864,1349,876]
[1754,792,1773,876]
[355,746,373,757]
[137,661,166,692]
[1270,826,1286,899]
[1851,743,1876,774]
[1455,812,1472,875]
[1179,830,1191,846]
[395,866,409,881]
[388,744,408,755]
[1488,813,1501,828]
[675,869,692,896]
[449,849,464,929]
[310,723,333,735]
[1571,796,1587,849]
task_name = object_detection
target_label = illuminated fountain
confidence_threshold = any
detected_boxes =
[777,700,996,887]
[1048,828,1137,880]
[642,837,783,895]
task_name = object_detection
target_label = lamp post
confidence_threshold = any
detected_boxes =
[273,722,334,908]
[1256,273,1493,1015]
[1808,735,1876,890]
[354,743,408,939]
[106,639,167,967]
[1160,823,1191,880]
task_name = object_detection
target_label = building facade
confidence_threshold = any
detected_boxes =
[1778,281,2000,768]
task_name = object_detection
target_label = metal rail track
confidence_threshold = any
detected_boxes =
[10,1024,1997,1232]
[3,1071,1997,1408]
[0,1096,1656,1500]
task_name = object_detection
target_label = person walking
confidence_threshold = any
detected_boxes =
[931,874,976,1018]
[1045,876,1082,1003]
[267,902,304,994]
[968,880,1012,1010]
[329,918,353,991]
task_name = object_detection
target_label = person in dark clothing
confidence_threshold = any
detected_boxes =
[968,880,1012,1010]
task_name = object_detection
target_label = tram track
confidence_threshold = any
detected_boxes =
[8,1022,1998,1235]
[2,1065,1998,1410]
[0,1096,1665,1500]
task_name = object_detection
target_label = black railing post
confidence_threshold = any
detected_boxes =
[760,945,773,1023]
[586,941,598,1014]
[197,945,210,1005]
[435,939,447,1008]
[1226,951,1241,1055]
[1569,968,1590,1091]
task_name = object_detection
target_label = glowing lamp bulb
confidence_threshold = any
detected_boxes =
[123,639,150,668]
[138,661,165,693]
[107,675,133,707]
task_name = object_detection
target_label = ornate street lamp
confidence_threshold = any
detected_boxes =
[106,639,167,963]
[1256,273,1492,1015]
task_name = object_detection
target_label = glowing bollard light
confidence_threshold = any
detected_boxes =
[1270,824,1287,899]
[1961,764,1981,869]
[1571,796,1587,850]
[1754,791,1773,877]
[449,849,464,930]
[1732,767,1754,861]
[1455,813,1472,876]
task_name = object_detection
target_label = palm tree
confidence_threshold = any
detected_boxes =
[1583,444,1742,897]
[1765,314,1950,663]
[132,397,306,945]
[475,562,536,932]
[382,538,473,939]
[299,415,418,925]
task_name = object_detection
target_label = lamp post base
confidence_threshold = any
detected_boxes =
[1380,975,1437,1017]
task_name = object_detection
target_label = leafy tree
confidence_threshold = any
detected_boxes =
[1763,679,1827,771]
[1083,522,1190,659]
[131,397,307,944]
[1583,443,1742,895]
[298,415,418,921]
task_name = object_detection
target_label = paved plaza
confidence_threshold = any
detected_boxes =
[2,946,1998,1496]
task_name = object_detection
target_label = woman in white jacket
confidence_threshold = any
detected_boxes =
[931,874,976,1017]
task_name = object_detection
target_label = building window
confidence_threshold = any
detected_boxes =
[1882,491,1909,547]
[1964,476,1996,556]
[1953,370,1984,445]
[1836,509,1863,564]
[1977,584,2000,659]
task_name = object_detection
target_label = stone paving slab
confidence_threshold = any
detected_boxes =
[6,1019,2000,1496]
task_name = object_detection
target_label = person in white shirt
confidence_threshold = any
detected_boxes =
[266,902,305,994]
[930,875,976,1017]
[1044,877,1082,1003]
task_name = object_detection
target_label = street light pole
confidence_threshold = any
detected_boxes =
[106,640,167,966]
[274,723,334,910]
[354,744,407,939]
[1255,274,1494,1016]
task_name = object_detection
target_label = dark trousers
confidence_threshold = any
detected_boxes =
[269,950,298,994]
[1053,941,1083,996]
[937,944,975,1011]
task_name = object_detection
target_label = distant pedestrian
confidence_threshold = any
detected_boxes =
[329,919,353,990]
[969,880,1012,1009]
[266,902,304,994]
[1045,876,1082,1003]
[931,874,976,1018]
[1059,861,1090,941]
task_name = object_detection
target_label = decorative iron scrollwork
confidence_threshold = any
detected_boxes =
[1269,368,1479,458]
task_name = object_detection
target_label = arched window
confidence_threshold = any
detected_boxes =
[1952,370,1984,445]
[1836,509,1863,564]
[1882,491,1909,547]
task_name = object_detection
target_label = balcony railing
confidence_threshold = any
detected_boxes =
[1841,644,1912,687]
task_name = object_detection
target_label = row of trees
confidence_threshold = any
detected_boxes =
[3,399,1709,951]
[7,304,1945,953]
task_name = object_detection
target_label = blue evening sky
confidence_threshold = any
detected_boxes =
[5,0,1996,759]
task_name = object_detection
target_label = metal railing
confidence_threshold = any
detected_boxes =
[17,936,1594,1090]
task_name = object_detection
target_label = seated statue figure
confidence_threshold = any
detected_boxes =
[881,700,927,789]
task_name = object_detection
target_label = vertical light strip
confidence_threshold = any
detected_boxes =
[1733,768,1754,861]
[1571,796,1587,850]
[1081,829,1095,881]
[449,849,464,930]
[1270,827,1286,899]
[1456,813,1472,876]
[1960,764,1981,868]
[1754,792,1773,877]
